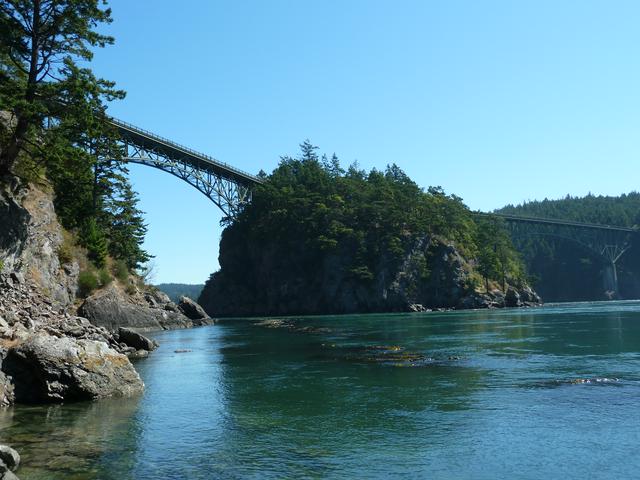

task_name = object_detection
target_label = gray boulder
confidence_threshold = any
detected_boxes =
[178,296,209,320]
[519,286,542,304]
[2,470,19,480]
[3,333,144,403]
[505,287,521,307]
[118,327,158,351]
[79,285,192,331]
[0,446,19,473]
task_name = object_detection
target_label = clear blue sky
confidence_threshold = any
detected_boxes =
[90,0,640,284]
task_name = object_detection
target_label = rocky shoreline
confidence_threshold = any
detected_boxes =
[0,271,215,406]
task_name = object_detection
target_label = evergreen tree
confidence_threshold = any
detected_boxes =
[104,182,151,269]
[0,0,117,174]
[80,217,108,268]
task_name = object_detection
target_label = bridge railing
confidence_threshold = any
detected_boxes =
[479,212,638,233]
[108,116,263,184]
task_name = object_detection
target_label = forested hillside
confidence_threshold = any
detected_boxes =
[0,0,150,294]
[497,193,640,301]
[200,143,536,316]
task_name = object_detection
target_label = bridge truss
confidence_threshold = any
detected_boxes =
[490,213,637,296]
[108,117,263,219]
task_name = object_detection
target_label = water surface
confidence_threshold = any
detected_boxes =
[2,301,640,479]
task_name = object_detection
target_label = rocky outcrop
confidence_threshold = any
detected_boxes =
[0,273,149,406]
[178,296,215,325]
[0,178,78,307]
[0,445,20,479]
[3,332,143,403]
[79,284,194,331]
[0,175,216,408]
[117,327,158,352]
[459,286,541,309]
[200,234,542,317]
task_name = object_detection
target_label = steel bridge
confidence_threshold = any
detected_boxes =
[482,212,638,297]
[105,117,637,296]
[107,117,263,219]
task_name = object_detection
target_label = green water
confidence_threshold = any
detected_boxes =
[2,301,640,479]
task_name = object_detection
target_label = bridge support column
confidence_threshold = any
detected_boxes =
[602,262,619,300]
[601,244,628,300]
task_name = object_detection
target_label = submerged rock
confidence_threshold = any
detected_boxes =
[534,377,620,388]
[3,333,144,403]
[253,319,331,334]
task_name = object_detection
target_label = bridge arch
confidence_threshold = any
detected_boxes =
[108,117,262,219]
[491,213,636,297]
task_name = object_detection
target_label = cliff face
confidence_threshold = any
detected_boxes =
[0,177,146,406]
[200,233,540,317]
[0,178,78,307]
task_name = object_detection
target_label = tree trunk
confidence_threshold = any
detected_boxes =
[1,0,42,173]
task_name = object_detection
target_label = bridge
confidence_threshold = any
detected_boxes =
[483,212,638,297]
[107,117,263,219]
[106,117,637,296]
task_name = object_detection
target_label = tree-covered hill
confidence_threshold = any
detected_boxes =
[199,143,535,316]
[496,193,640,301]
[0,0,151,295]
[499,193,640,227]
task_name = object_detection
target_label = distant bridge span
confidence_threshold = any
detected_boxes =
[480,212,638,297]
[486,212,637,233]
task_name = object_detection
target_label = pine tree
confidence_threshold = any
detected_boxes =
[104,181,152,269]
[81,217,108,268]
[0,0,118,174]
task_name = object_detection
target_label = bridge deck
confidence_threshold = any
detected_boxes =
[486,212,637,233]
[108,117,263,186]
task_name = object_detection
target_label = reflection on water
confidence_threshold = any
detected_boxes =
[0,397,141,479]
[1,301,640,478]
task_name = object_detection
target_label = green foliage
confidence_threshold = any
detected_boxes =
[103,183,152,269]
[98,268,112,287]
[497,192,640,300]
[112,260,129,283]
[0,0,118,174]
[0,1,152,275]
[80,219,108,268]
[215,142,525,302]
[0,260,4,272]
[474,215,522,291]
[78,270,99,298]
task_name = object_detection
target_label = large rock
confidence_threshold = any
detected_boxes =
[505,287,521,307]
[178,296,209,320]
[0,446,19,473]
[3,333,143,403]
[118,327,158,351]
[79,285,192,331]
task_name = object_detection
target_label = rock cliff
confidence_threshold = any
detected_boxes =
[0,178,78,307]
[200,234,540,317]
